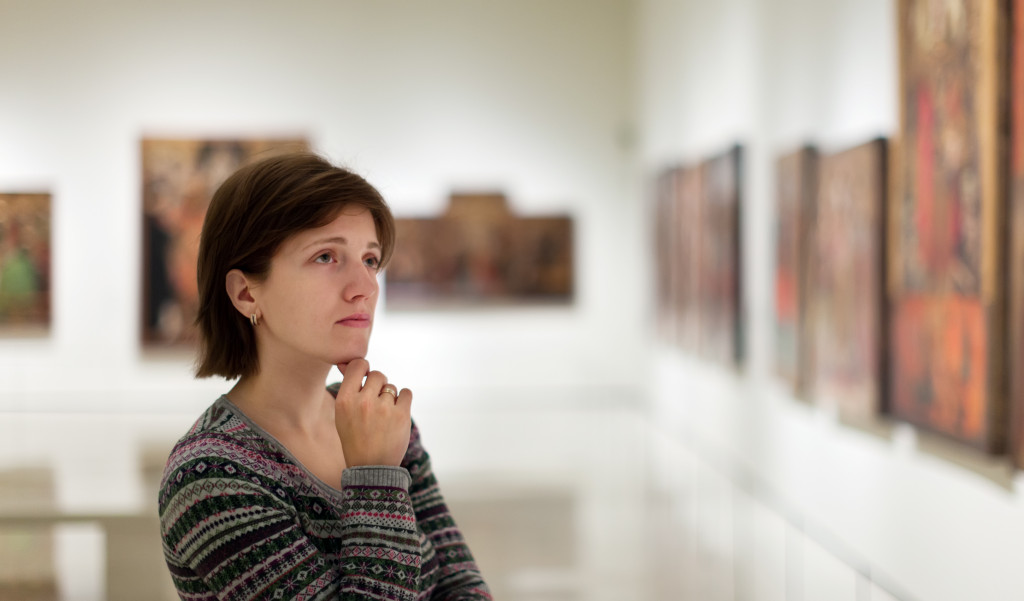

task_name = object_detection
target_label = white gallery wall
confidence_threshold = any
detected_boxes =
[5,0,1024,599]
[637,1,1024,601]
[0,0,641,416]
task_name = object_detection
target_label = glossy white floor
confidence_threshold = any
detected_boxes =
[0,391,906,601]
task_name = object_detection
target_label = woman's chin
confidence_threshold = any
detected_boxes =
[332,352,367,370]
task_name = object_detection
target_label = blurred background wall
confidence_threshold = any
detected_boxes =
[0,1,1022,600]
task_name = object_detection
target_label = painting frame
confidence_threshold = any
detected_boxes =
[0,192,51,335]
[773,146,818,398]
[889,0,1008,453]
[140,137,309,349]
[384,193,574,309]
[674,164,703,353]
[698,145,743,368]
[811,139,888,423]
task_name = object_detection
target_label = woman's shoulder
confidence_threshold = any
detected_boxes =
[160,398,284,495]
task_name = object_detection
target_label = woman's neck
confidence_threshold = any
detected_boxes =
[227,358,335,438]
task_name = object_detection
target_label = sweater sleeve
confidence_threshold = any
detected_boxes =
[402,423,493,601]
[159,438,422,600]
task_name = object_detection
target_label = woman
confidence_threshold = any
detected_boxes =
[159,152,492,600]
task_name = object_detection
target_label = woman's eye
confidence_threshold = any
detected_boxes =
[364,256,381,269]
[314,252,334,264]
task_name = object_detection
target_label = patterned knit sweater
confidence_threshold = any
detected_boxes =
[159,389,492,600]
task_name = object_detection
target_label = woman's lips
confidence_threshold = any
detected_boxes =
[338,313,371,328]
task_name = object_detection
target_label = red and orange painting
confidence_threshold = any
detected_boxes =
[385,193,573,309]
[891,0,1006,451]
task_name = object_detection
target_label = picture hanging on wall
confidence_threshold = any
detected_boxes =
[141,137,308,347]
[811,139,888,423]
[698,145,743,367]
[774,146,817,398]
[655,167,678,343]
[385,193,573,309]
[1009,0,1024,467]
[674,164,703,354]
[0,193,51,334]
[890,0,1007,453]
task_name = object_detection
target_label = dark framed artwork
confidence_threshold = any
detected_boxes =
[0,193,51,333]
[890,0,1007,452]
[674,164,703,353]
[141,138,308,347]
[698,145,743,367]
[1010,0,1024,466]
[774,146,817,397]
[385,193,573,308]
[654,168,678,343]
[811,139,888,422]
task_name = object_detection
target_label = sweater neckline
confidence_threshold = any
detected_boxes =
[214,394,346,500]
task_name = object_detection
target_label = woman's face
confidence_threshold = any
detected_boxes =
[252,207,382,370]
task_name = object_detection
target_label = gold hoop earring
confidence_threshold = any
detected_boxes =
[250,314,259,327]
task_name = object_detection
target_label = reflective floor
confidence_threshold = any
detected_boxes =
[0,394,904,601]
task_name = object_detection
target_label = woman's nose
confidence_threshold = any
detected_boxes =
[342,263,379,301]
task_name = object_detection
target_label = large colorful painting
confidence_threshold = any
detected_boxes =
[0,193,50,333]
[698,146,743,367]
[890,0,1007,452]
[385,193,573,308]
[1010,0,1024,466]
[141,138,308,347]
[774,146,817,397]
[811,139,887,422]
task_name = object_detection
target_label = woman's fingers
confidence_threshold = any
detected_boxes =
[363,370,387,397]
[339,359,370,393]
[394,388,412,409]
[333,361,411,466]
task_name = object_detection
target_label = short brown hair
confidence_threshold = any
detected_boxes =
[194,152,396,379]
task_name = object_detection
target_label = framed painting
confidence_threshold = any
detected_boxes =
[698,145,743,367]
[890,0,1007,452]
[141,137,308,347]
[654,167,678,343]
[774,146,817,397]
[385,193,573,308]
[674,164,703,353]
[1010,0,1024,466]
[0,193,50,334]
[811,139,888,422]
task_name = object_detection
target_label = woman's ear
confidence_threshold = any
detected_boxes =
[225,269,258,320]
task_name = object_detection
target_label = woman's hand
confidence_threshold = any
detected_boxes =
[334,359,412,467]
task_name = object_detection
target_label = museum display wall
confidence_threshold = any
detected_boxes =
[639,1,1024,600]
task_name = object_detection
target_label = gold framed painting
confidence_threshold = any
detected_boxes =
[889,0,1008,453]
